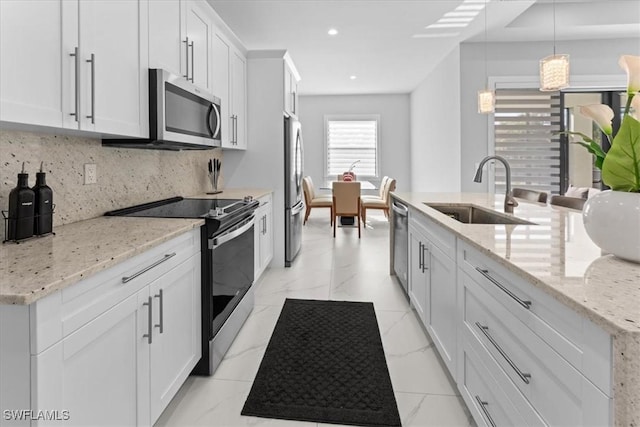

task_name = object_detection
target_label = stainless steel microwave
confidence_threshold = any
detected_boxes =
[103,69,221,150]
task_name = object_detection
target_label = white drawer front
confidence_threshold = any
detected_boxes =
[458,241,612,396]
[462,270,612,426]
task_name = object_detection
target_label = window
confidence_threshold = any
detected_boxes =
[325,116,379,178]
[493,89,561,194]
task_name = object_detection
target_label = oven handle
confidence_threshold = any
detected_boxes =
[208,215,255,249]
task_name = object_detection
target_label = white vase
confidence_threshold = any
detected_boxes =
[582,190,640,263]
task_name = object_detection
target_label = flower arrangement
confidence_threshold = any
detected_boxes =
[563,55,640,192]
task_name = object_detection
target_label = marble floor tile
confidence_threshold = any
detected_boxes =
[158,211,472,426]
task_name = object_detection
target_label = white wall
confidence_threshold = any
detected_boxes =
[460,37,638,192]
[410,46,461,192]
[298,94,410,194]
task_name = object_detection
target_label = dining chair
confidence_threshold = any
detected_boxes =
[513,187,548,203]
[361,178,396,226]
[302,176,333,225]
[361,176,388,203]
[550,195,586,210]
[332,181,361,238]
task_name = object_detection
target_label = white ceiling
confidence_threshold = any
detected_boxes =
[208,0,640,95]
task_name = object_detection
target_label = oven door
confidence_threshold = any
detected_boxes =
[207,214,255,339]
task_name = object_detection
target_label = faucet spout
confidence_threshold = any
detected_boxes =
[473,155,519,214]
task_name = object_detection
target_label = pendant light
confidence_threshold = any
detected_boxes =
[478,0,495,114]
[539,0,570,91]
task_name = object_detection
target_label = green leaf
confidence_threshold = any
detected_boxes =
[573,141,606,170]
[602,115,640,192]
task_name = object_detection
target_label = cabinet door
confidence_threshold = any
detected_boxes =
[31,287,151,427]
[79,0,147,137]
[149,254,201,424]
[185,0,212,92]
[212,32,232,147]
[408,229,428,324]
[260,203,274,268]
[149,0,186,77]
[427,243,457,376]
[283,66,292,115]
[231,49,247,149]
[0,0,75,128]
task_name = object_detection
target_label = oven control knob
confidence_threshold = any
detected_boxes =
[243,195,253,203]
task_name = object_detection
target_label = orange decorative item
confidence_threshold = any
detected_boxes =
[342,172,355,181]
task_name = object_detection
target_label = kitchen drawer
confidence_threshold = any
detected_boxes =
[29,228,201,354]
[458,241,612,395]
[409,207,456,259]
[461,270,612,426]
[460,329,543,427]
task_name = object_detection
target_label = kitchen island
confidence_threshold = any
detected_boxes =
[391,192,639,427]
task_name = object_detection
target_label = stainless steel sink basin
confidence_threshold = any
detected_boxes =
[424,203,536,225]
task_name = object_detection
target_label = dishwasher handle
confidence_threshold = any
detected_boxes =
[392,202,408,217]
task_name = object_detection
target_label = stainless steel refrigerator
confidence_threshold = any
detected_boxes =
[284,116,304,266]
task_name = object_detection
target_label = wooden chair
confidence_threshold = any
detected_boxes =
[550,195,586,210]
[513,188,548,203]
[302,176,333,225]
[361,178,396,225]
[332,181,361,238]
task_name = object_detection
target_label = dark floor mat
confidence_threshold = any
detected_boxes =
[241,298,401,426]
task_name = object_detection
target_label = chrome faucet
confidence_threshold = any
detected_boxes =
[473,155,518,214]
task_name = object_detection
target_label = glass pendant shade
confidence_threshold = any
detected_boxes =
[539,54,570,91]
[478,89,495,113]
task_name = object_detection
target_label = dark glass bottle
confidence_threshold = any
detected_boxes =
[8,163,35,241]
[33,162,53,235]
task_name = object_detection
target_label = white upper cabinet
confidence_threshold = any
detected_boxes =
[0,0,148,138]
[185,0,213,92]
[283,58,300,117]
[212,29,246,150]
[0,0,70,128]
[148,0,187,77]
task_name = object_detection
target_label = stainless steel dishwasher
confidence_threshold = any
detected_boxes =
[391,199,409,296]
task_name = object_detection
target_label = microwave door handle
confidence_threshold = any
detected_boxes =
[213,104,221,138]
[206,105,214,137]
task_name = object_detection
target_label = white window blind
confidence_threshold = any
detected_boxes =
[494,89,561,194]
[326,119,378,177]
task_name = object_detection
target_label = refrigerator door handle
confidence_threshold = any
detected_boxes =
[291,201,305,215]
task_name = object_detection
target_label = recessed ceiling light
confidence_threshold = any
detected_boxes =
[350,75,357,80]
[328,28,338,36]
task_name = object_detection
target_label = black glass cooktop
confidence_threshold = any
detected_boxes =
[105,197,251,219]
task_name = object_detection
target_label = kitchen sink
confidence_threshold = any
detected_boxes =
[424,203,536,225]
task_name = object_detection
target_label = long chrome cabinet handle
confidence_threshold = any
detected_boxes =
[189,41,195,82]
[421,243,429,273]
[154,289,164,334]
[69,47,80,121]
[418,242,424,271]
[475,267,531,309]
[122,253,176,283]
[86,53,95,123]
[474,396,497,427]
[475,322,531,384]
[183,37,189,79]
[143,296,153,344]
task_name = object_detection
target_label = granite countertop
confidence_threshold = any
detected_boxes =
[0,216,204,305]
[393,192,640,336]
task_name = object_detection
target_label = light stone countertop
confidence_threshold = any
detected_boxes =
[0,216,204,305]
[393,192,640,425]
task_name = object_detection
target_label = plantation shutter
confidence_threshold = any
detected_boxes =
[493,89,561,194]
[326,119,378,177]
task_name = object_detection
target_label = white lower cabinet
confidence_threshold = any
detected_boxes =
[404,204,614,427]
[254,194,274,281]
[408,209,457,377]
[0,229,201,427]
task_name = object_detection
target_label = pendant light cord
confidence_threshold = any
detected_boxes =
[553,0,557,55]
[484,0,488,87]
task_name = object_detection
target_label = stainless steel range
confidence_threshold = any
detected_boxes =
[106,196,259,375]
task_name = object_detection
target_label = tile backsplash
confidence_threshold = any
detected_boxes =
[1,129,222,238]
